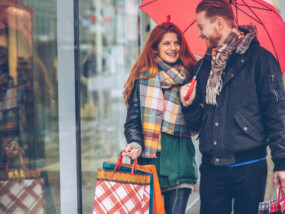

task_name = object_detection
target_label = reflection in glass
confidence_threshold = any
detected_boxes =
[79,0,140,212]
[0,0,59,213]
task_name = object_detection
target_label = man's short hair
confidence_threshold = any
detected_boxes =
[196,0,235,26]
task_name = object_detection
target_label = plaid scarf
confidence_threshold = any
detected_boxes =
[139,56,190,158]
[206,24,257,105]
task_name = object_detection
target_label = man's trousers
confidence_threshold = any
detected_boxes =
[199,159,267,214]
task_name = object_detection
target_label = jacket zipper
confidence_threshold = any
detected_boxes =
[271,75,279,102]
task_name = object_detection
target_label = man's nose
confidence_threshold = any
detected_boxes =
[198,30,202,38]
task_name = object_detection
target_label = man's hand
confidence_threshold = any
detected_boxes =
[181,81,197,107]
[273,171,285,188]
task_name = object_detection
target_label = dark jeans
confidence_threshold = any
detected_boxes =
[163,188,191,214]
[200,160,267,214]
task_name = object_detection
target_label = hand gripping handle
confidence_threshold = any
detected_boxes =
[113,149,138,174]
[184,78,196,101]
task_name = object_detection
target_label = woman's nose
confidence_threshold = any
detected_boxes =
[170,43,176,50]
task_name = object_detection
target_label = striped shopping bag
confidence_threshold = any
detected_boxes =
[0,148,45,214]
[270,184,285,214]
[258,184,285,214]
[93,156,153,214]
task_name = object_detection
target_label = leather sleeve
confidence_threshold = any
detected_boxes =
[124,80,144,149]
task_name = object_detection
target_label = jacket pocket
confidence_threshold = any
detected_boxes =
[234,111,263,141]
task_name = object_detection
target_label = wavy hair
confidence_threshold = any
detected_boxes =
[196,0,235,26]
[123,22,197,106]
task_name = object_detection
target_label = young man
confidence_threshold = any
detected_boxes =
[180,0,285,213]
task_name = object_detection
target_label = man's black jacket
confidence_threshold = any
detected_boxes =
[182,38,285,171]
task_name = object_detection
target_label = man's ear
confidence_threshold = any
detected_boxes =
[216,16,225,31]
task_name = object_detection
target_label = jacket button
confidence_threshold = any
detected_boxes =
[244,127,248,131]
[213,141,217,145]
[215,122,219,127]
[216,158,220,162]
[241,59,245,63]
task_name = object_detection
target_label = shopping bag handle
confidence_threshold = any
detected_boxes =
[273,183,285,200]
[113,149,138,174]
[278,183,285,199]
[5,145,26,171]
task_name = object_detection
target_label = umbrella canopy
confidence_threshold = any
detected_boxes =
[140,0,285,74]
[262,0,275,6]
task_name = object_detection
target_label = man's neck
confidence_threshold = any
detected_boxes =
[218,27,234,46]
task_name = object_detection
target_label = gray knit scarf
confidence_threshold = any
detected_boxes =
[206,24,257,105]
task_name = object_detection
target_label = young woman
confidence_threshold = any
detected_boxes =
[123,22,198,214]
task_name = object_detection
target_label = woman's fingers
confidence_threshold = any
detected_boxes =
[181,82,197,107]
[126,149,137,160]
[122,145,137,160]
[130,149,138,159]
[122,145,131,157]
[180,83,190,97]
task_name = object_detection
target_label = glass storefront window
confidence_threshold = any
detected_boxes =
[0,0,283,213]
[0,0,60,213]
[78,0,141,212]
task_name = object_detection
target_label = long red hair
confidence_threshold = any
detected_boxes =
[123,22,197,106]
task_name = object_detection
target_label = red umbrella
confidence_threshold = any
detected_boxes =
[140,0,285,74]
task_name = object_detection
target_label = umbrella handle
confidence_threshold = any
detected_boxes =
[184,78,196,101]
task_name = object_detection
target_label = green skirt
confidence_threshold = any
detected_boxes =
[138,132,198,190]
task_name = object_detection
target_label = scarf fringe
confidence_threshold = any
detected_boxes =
[206,76,223,105]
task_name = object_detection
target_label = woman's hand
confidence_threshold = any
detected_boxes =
[180,81,197,107]
[5,141,20,158]
[122,144,138,160]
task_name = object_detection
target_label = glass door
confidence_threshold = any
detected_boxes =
[78,0,141,213]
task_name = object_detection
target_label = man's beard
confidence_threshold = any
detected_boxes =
[207,29,222,49]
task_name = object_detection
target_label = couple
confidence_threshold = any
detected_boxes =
[123,0,285,213]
